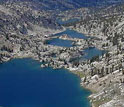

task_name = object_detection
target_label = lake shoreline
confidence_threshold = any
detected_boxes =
[0,56,94,107]
[0,58,92,107]
[0,27,106,107]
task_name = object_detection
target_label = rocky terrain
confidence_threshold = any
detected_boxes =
[0,0,62,62]
[62,2,124,107]
[1,0,124,107]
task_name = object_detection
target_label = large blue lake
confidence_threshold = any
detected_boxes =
[0,58,91,107]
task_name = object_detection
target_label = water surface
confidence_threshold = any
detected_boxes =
[83,47,105,60]
[54,29,88,39]
[70,47,105,62]
[46,38,73,47]
[0,58,91,107]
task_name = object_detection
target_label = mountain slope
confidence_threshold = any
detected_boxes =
[2,0,124,11]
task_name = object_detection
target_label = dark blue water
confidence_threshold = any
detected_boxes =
[83,47,105,60]
[0,58,91,107]
[70,47,105,62]
[54,29,88,39]
[46,38,73,47]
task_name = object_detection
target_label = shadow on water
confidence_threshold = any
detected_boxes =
[46,38,74,47]
[83,47,105,60]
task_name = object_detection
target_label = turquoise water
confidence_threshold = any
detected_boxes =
[46,38,73,47]
[54,29,88,39]
[0,58,91,107]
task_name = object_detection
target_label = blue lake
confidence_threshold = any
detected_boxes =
[47,30,105,60]
[0,58,91,107]
[46,38,73,47]
[54,29,88,39]
[70,47,105,62]
[83,47,105,60]
[47,29,88,47]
